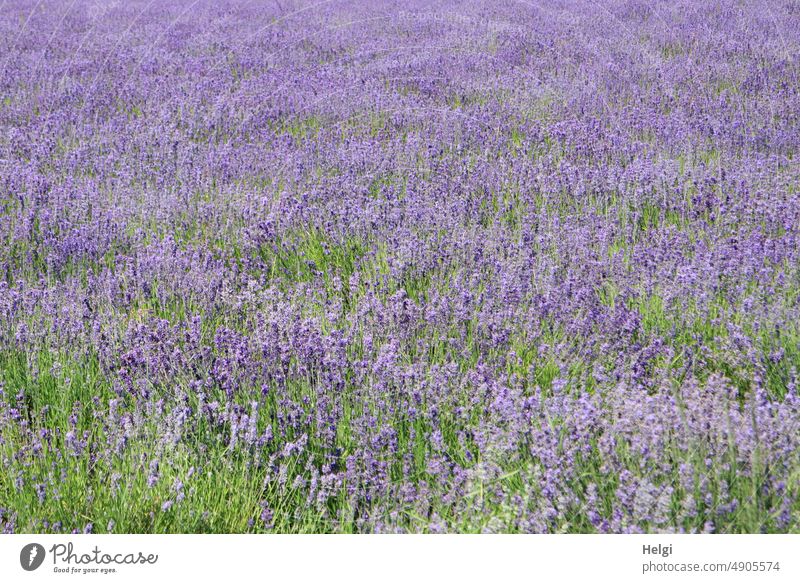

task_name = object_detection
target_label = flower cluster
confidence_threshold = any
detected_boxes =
[0,0,799,533]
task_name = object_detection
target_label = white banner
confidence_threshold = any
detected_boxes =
[1,535,797,583]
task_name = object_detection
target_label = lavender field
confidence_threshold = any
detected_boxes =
[1,0,799,534]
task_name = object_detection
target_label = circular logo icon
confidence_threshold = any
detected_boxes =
[20,543,46,571]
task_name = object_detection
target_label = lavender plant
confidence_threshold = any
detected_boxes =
[1,0,799,533]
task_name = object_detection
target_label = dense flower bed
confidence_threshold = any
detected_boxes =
[1,0,799,533]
